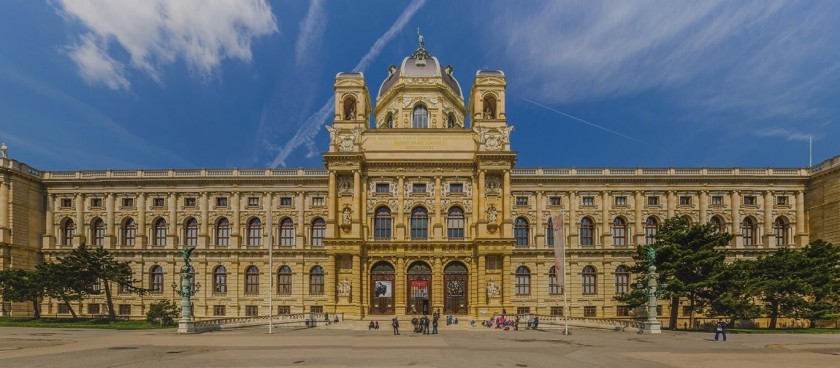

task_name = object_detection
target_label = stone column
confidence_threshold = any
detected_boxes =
[232,192,241,246]
[353,171,361,235]
[535,191,543,247]
[137,194,147,247]
[477,171,485,222]
[502,171,511,235]
[328,171,336,238]
[699,190,708,224]
[352,254,362,312]
[795,190,808,246]
[266,192,274,248]
[44,193,54,246]
[634,191,643,245]
[601,191,610,247]
[105,193,115,247]
[666,191,675,219]
[434,176,442,239]
[169,193,177,246]
[200,192,209,247]
[297,192,305,247]
[397,176,405,239]
[0,181,9,230]
[75,193,85,244]
[731,191,741,247]
[569,191,578,247]
[763,191,773,247]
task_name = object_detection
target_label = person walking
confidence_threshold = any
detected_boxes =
[432,313,439,334]
[533,316,539,330]
[714,319,727,342]
[423,315,430,335]
[392,317,400,335]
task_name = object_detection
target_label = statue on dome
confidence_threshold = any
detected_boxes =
[417,27,424,48]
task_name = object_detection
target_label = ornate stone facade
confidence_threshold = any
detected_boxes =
[1,45,839,324]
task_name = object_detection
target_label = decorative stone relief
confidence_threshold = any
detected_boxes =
[337,128,361,152]
[338,176,353,196]
[337,279,352,297]
[485,176,501,195]
[342,206,352,226]
[486,278,500,298]
[486,205,498,223]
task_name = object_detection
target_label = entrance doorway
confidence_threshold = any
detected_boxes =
[370,261,395,315]
[444,262,468,314]
[406,261,431,315]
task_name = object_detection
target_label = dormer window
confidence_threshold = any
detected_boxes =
[412,105,428,128]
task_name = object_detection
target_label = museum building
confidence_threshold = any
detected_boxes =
[1,43,840,323]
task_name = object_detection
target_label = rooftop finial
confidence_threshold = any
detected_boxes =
[417,27,424,49]
[411,27,431,60]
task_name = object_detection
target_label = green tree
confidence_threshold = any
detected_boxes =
[0,269,46,318]
[748,247,810,329]
[800,240,840,327]
[146,299,180,326]
[616,215,732,329]
[59,243,144,320]
[708,259,761,326]
[37,261,97,319]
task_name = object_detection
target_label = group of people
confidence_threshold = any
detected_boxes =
[478,313,539,331]
[368,321,380,330]
[390,309,442,335]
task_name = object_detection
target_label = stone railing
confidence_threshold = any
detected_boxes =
[42,168,329,180]
[811,154,840,173]
[511,167,809,177]
[192,312,343,332]
[513,314,644,331]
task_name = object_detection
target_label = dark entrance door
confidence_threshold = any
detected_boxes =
[407,261,431,315]
[444,262,468,314]
[370,261,395,315]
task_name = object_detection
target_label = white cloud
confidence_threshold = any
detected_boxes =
[268,0,427,167]
[491,1,840,120]
[758,129,813,142]
[56,0,278,89]
[295,0,326,66]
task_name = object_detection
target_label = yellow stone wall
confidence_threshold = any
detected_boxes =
[807,156,840,246]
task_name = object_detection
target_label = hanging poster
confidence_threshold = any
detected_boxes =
[410,280,429,298]
[374,280,392,297]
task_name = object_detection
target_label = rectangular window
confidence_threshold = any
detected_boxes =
[550,307,564,316]
[682,306,692,317]
[375,183,390,193]
[339,256,352,270]
[58,303,70,314]
[711,196,723,206]
[614,196,627,206]
[278,306,291,315]
[647,196,659,206]
[516,307,530,315]
[245,306,259,316]
[310,306,323,314]
[90,198,103,207]
[61,198,72,208]
[583,306,597,317]
[312,197,325,207]
[152,198,165,207]
[743,195,757,205]
[776,196,789,206]
[656,305,663,316]
[485,255,501,270]
[213,305,226,316]
[449,183,463,193]
[247,197,260,207]
[119,304,131,316]
[582,196,594,206]
[516,196,528,206]
[122,198,134,207]
[280,197,293,206]
[412,183,427,193]
[679,196,692,206]
[87,304,101,315]
[616,306,629,317]
[216,197,228,207]
[549,196,561,206]
[184,197,197,207]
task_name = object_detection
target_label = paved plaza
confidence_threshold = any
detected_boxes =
[0,323,838,367]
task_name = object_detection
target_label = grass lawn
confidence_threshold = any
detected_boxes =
[0,317,171,330]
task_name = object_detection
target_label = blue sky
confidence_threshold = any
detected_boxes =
[1,0,838,171]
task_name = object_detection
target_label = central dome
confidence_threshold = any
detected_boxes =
[377,48,463,99]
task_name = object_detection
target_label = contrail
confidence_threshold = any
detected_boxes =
[522,97,649,146]
[269,0,427,167]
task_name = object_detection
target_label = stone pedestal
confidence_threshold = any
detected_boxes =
[639,320,661,334]
[178,321,197,333]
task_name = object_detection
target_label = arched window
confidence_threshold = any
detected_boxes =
[546,217,555,247]
[582,265,597,295]
[612,217,627,246]
[216,217,230,246]
[123,218,136,246]
[277,266,292,295]
[150,265,163,293]
[742,217,757,246]
[710,215,725,234]
[213,266,227,293]
[514,217,530,246]
[482,96,497,119]
[374,207,392,240]
[385,113,394,128]
[184,218,198,246]
[447,207,465,239]
[515,266,531,295]
[279,218,295,246]
[645,216,659,245]
[580,217,594,246]
[412,105,428,128]
[615,265,629,294]
[61,218,75,246]
[91,218,105,246]
[549,266,562,295]
[247,218,262,246]
[311,218,326,246]
[343,96,356,120]
[153,218,167,246]
[447,113,456,128]
[309,266,324,295]
[774,217,789,246]
[410,207,428,240]
[245,266,260,295]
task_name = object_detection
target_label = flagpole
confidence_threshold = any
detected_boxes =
[267,194,274,334]
[552,212,569,335]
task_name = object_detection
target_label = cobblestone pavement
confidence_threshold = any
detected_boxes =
[0,324,838,367]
